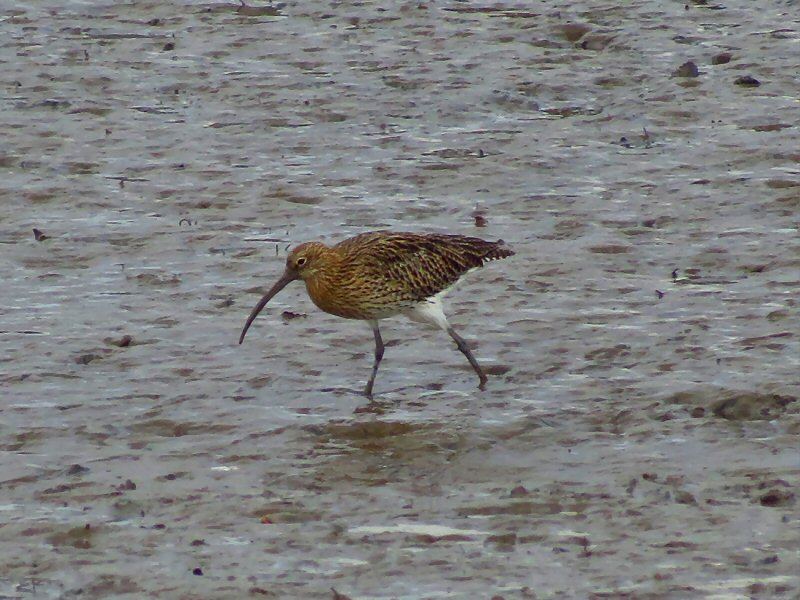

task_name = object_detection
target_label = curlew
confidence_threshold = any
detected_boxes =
[239,231,514,398]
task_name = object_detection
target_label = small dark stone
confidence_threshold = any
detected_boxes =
[561,23,591,42]
[163,42,175,51]
[66,464,89,476]
[734,75,761,87]
[580,34,614,51]
[74,353,102,365]
[760,489,795,507]
[281,311,307,321]
[711,52,732,65]
[509,485,529,497]
[673,60,699,77]
[192,567,203,576]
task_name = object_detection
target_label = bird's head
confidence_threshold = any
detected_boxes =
[238,241,331,344]
[284,242,328,281]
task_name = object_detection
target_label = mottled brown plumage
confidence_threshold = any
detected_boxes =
[239,230,514,398]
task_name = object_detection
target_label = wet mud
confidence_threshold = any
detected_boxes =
[1,1,799,598]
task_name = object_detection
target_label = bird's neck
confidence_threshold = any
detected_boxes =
[304,248,340,306]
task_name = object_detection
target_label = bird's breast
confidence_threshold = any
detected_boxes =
[305,275,414,321]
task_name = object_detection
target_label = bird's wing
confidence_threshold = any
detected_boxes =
[338,232,513,303]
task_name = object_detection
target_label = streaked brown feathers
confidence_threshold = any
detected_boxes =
[239,230,514,396]
[309,231,514,319]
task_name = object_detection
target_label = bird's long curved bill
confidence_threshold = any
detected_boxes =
[238,270,296,344]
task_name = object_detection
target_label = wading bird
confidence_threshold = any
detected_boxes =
[239,231,514,398]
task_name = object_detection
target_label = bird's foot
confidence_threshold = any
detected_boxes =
[354,401,388,415]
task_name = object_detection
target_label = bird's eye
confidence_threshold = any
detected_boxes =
[296,257,307,267]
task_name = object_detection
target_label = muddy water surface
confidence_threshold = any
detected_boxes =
[1,1,799,599]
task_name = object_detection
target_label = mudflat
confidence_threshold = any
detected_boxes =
[1,2,798,598]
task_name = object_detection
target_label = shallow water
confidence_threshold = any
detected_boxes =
[1,1,799,598]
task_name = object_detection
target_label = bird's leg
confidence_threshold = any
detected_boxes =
[447,326,488,390]
[364,321,384,399]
